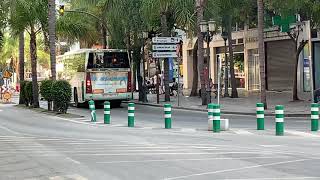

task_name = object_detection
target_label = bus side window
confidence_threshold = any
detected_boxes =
[87,53,94,69]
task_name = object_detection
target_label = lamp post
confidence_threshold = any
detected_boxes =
[200,20,216,105]
[221,30,229,97]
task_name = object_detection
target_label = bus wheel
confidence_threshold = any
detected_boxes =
[74,88,80,108]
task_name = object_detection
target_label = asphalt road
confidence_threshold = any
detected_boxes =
[0,102,320,180]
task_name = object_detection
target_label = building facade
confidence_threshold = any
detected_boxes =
[182,24,311,98]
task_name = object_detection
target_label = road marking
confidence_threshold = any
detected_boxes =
[33,151,291,157]
[110,124,125,127]
[66,157,81,164]
[180,128,197,133]
[49,176,65,180]
[233,129,254,135]
[214,177,320,180]
[66,174,88,180]
[286,130,320,138]
[0,109,3,112]
[96,156,289,164]
[164,159,312,180]
[260,145,283,148]
[0,124,21,135]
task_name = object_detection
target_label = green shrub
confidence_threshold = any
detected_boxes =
[52,80,72,113]
[40,79,54,102]
[24,81,33,106]
[40,79,54,110]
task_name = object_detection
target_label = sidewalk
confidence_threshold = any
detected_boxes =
[132,91,314,117]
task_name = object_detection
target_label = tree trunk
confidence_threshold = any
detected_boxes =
[18,32,25,105]
[190,39,199,96]
[196,0,207,105]
[102,25,107,49]
[160,11,170,102]
[292,43,299,101]
[258,0,267,108]
[227,17,238,98]
[292,40,307,101]
[48,0,56,80]
[30,25,40,108]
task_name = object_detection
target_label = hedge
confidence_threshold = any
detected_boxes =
[52,80,72,114]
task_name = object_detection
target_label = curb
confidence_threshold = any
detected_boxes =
[125,101,310,118]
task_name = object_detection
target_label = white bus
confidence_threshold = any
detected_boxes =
[56,49,132,107]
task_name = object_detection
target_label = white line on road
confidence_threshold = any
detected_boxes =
[0,124,21,135]
[164,159,313,180]
[30,151,295,157]
[260,145,283,148]
[232,129,254,135]
[96,156,290,164]
[66,174,88,180]
[66,157,81,164]
[214,177,320,180]
[286,130,320,138]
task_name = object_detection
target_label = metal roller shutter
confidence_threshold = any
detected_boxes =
[266,40,295,91]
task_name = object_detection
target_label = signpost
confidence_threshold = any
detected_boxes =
[152,45,178,51]
[152,37,182,105]
[152,52,178,58]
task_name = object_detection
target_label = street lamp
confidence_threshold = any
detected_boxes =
[221,30,229,97]
[200,20,216,104]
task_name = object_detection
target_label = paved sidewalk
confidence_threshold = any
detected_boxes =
[133,91,314,117]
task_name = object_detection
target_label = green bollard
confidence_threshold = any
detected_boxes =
[164,104,172,129]
[311,103,319,131]
[208,104,214,130]
[128,103,135,127]
[89,100,96,122]
[104,101,111,124]
[256,103,265,130]
[275,105,284,136]
[212,104,220,133]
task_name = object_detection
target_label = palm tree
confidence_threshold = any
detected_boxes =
[48,0,56,80]
[9,0,49,108]
[196,0,207,105]
[257,0,267,107]
[18,32,25,104]
[142,0,195,102]
[70,0,114,49]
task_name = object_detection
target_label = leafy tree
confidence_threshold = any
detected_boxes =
[48,0,56,80]
[258,0,267,107]
[8,0,49,108]
[142,0,195,102]
[266,0,320,101]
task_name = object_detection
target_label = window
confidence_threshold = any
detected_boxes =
[87,52,130,69]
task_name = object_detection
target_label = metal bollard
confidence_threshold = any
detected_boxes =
[104,101,111,124]
[256,103,265,130]
[275,105,284,136]
[89,100,96,122]
[311,103,319,131]
[212,104,220,133]
[128,103,135,127]
[164,104,172,129]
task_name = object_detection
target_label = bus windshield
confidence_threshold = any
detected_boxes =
[87,52,130,69]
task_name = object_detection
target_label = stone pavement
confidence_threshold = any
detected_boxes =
[133,90,314,117]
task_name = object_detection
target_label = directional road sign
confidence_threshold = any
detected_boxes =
[152,52,178,58]
[152,37,181,44]
[152,45,178,51]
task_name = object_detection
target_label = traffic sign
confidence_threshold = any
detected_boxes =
[152,45,178,51]
[152,52,178,58]
[3,70,12,78]
[152,37,181,44]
